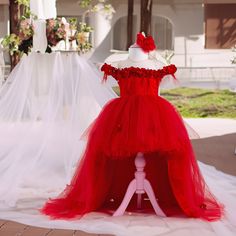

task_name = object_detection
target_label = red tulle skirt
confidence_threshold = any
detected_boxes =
[41,96,223,221]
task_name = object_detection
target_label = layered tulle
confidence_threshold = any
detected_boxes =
[42,95,223,221]
[0,52,116,206]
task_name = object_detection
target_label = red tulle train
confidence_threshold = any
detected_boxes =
[41,64,223,221]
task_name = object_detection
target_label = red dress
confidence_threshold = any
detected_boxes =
[42,64,223,221]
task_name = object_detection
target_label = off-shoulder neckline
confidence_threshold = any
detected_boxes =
[102,63,175,72]
[101,63,177,81]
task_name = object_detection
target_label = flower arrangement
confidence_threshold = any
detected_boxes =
[79,22,93,33]
[18,18,34,41]
[75,0,115,53]
[79,0,115,20]
[1,17,34,56]
[91,0,115,20]
[45,18,93,54]
[68,18,78,31]
[1,0,34,57]
[18,18,34,54]
[1,0,113,57]
[46,18,67,48]
[1,34,22,56]
[1,0,96,56]
[76,22,93,53]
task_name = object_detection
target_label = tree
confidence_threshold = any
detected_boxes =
[9,0,30,68]
[9,0,19,35]
[126,0,134,49]
[9,0,22,68]
[140,0,152,35]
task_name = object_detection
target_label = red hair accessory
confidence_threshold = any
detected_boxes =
[136,33,156,53]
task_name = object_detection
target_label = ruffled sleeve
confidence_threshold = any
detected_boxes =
[161,64,177,80]
[101,63,118,82]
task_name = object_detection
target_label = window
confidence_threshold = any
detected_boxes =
[112,15,137,51]
[205,4,236,49]
[152,16,174,50]
[112,15,173,51]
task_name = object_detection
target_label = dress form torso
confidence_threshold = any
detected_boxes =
[116,47,164,95]
[117,47,165,70]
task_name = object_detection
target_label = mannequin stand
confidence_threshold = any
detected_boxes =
[113,152,166,217]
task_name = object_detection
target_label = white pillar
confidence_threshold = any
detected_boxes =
[90,9,112,48]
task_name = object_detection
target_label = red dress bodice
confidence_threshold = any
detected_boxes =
[101,63,177,97]
[119,77,159,97]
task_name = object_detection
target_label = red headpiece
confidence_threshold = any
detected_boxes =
[136,32,156,53]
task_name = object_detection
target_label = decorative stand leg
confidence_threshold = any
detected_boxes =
[113,152,166,217]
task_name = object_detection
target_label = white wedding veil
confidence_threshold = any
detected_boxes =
[0,52,116,205]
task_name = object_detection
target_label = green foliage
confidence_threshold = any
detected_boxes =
[161,87,236,118]
[1,34,22,56]
[68,18,78,30]
[15,0,31,18]
[79,0,93,8]
[79,22,93,32]
[77,40,92,53]
[46,18,67,47]
[15,0,29,7]
[74,22,93,53]
[1,0,34,57]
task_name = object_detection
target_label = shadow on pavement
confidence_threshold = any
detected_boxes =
[192,133,236,176]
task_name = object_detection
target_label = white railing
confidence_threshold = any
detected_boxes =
[175,67,236,90]
[176,67,236,81]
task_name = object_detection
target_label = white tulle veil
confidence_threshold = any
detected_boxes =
[0,52,116,205]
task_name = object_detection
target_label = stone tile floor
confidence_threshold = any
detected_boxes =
[0,220,113,236]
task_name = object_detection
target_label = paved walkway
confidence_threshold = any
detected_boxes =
[0,220,112,236]
[185,118,236,138]
[187,118,236,175]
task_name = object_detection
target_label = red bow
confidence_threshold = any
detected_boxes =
[136,33,156,53]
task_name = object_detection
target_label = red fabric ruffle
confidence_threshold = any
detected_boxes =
[101,63,177,82]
